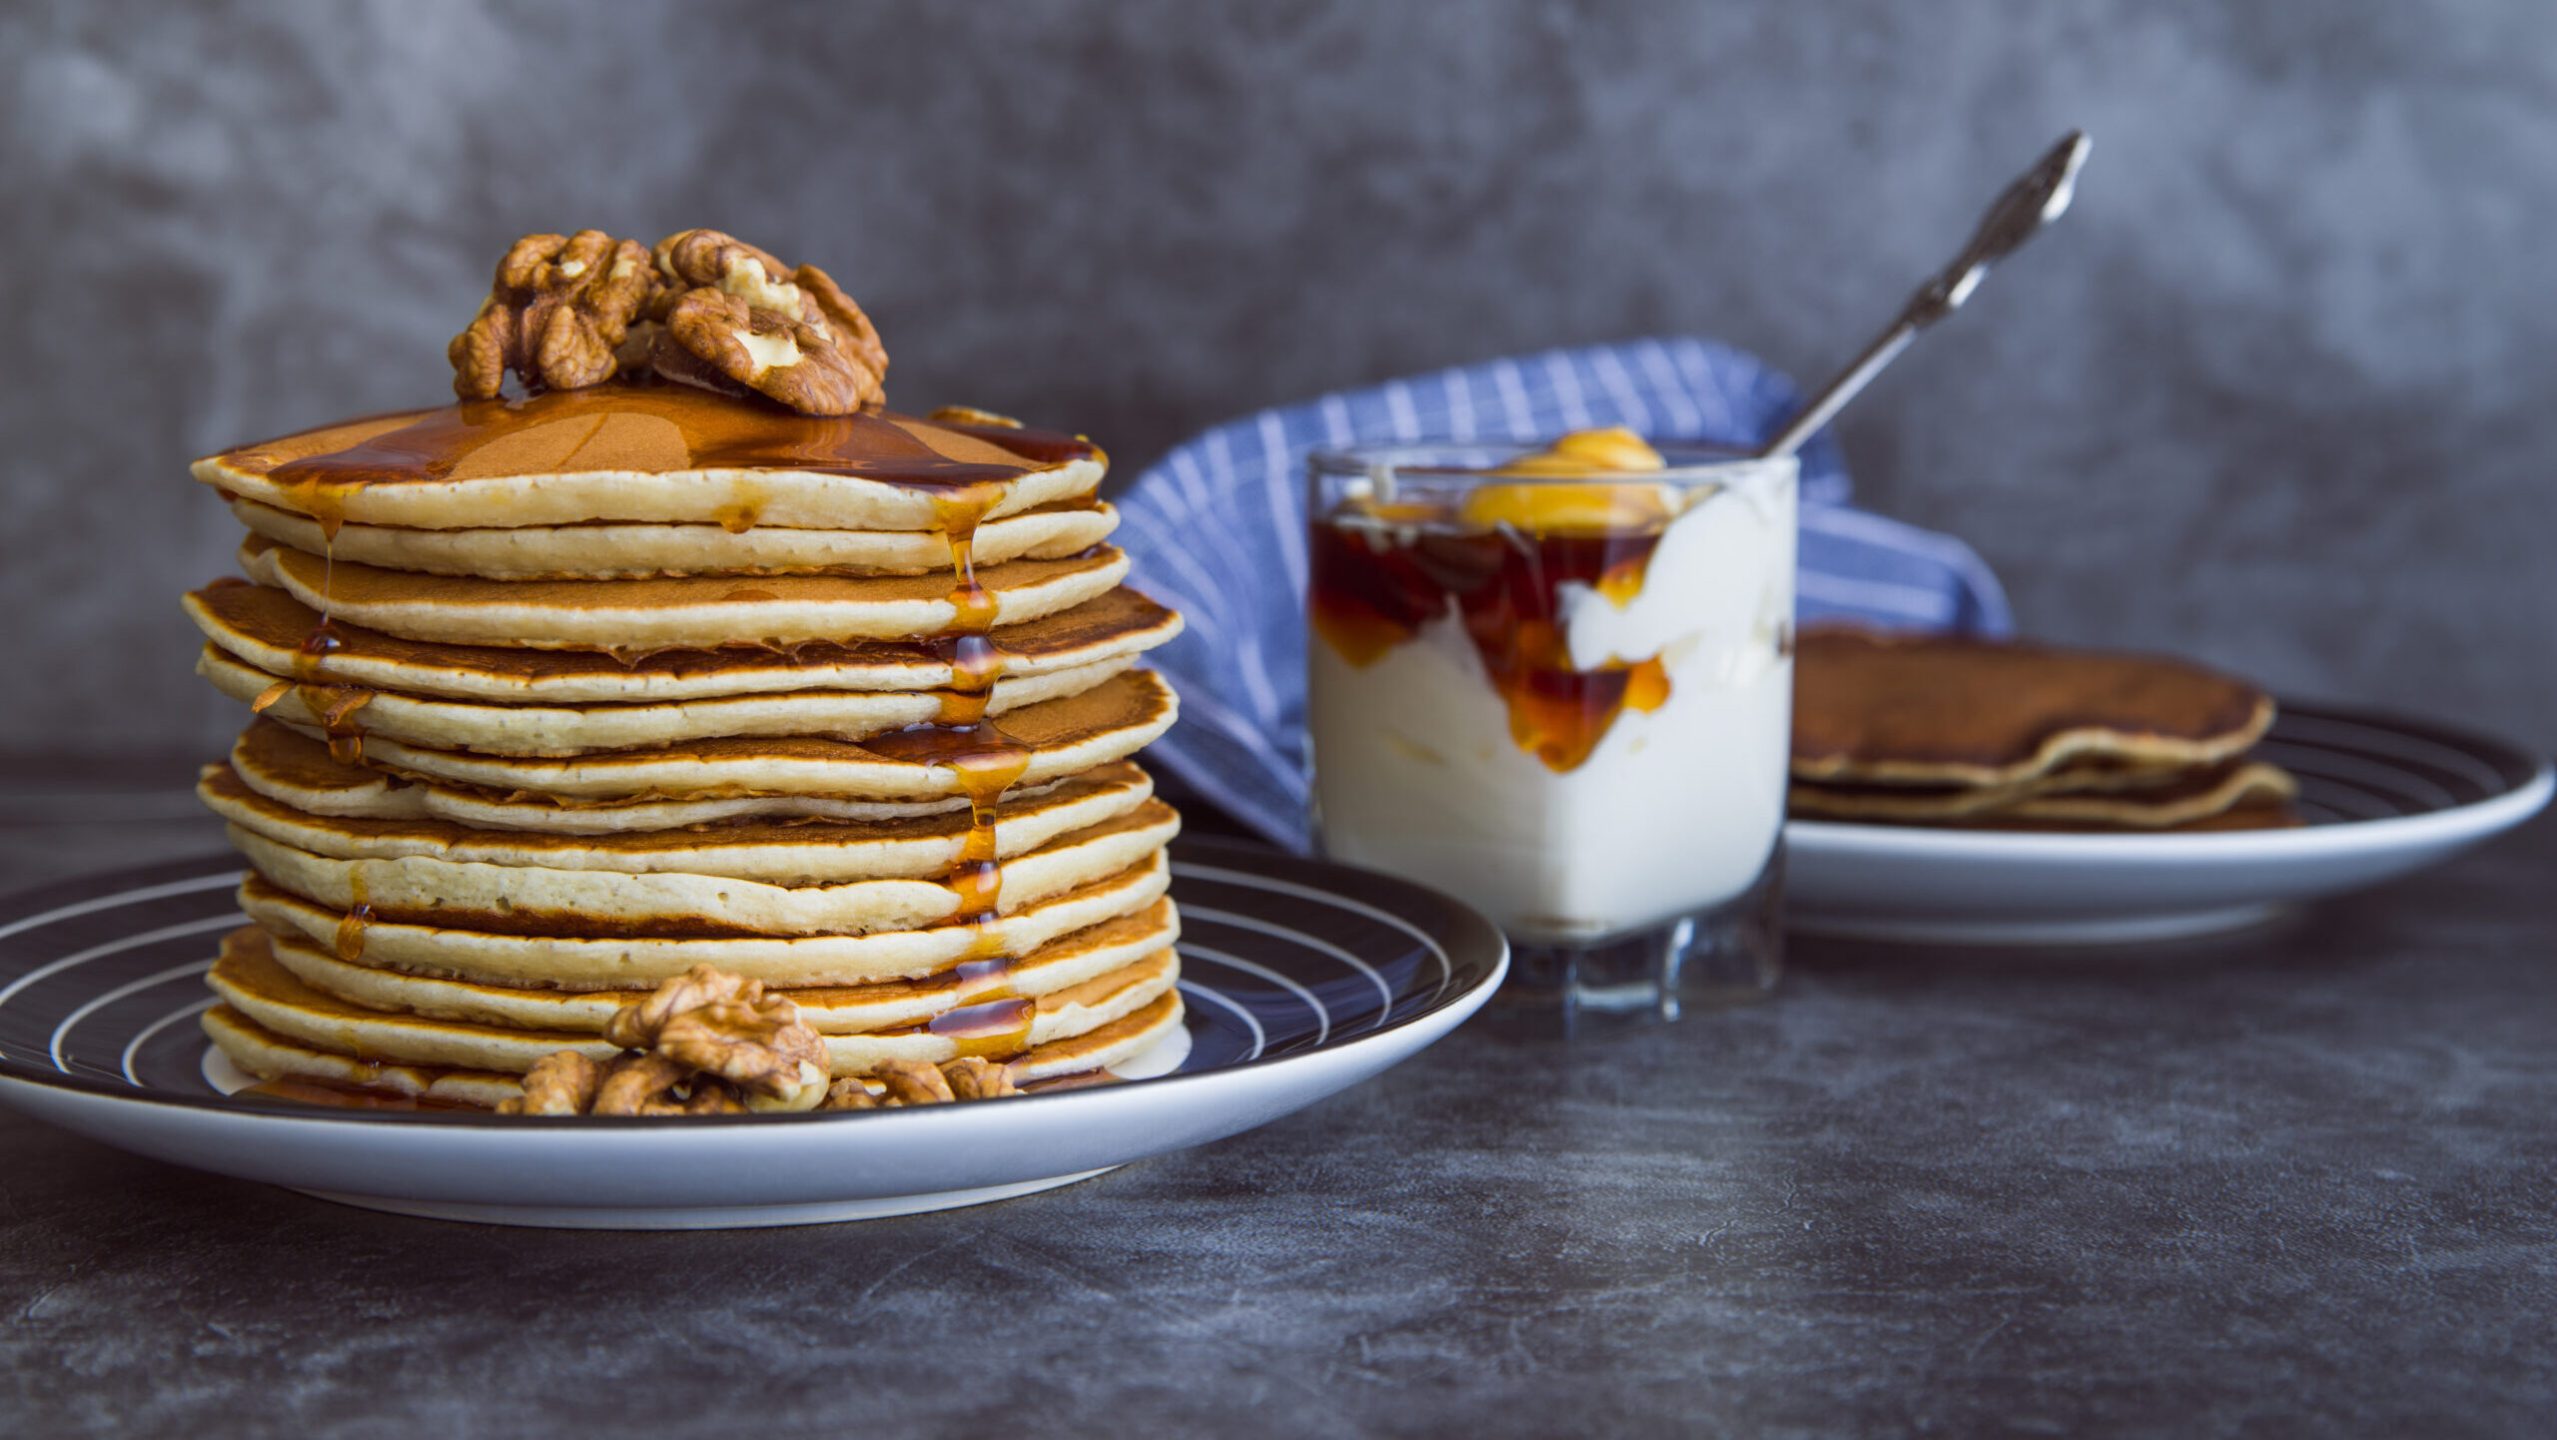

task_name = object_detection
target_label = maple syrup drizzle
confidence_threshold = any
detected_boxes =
[274,621,374,765]
[272,473,363,547]
[925,996,1038,1060]
[256,461,378,764]
[711,480,769,534]
[862,480,1034,1035]
[950,955,1020,1002]
[335,870,373,962]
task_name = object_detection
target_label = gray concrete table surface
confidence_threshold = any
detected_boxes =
[0,768,2550,1438]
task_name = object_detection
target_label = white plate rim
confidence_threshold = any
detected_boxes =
[0,837,1511,1134]
[1787,705,2552,865]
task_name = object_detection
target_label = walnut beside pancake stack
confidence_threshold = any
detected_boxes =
[181,230,1184,1112]
[1788,627,2297,831]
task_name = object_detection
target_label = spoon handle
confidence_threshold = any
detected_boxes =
[1760,130,2091,461]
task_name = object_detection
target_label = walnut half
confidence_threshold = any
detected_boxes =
[449,230,658,400]
[647,229,888,415]
[818,1056,1021,1111]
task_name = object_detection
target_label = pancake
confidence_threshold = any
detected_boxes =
[224,718,1089,834]
[202,1005,524,1109]
[239,536,1129,650]
[1794,760,2297,829]
[203,743,1152,883]
[304,669,1177,802]
[1976,760,2295,829]
[229,800,1181,937]
[1788,755,2234,822]
[200,642,1134,755]
[207,933,1181,1079]
[238,849,1175,988]
[260,899,1180,1035]
[185,582,1183,704]
[202,987,1183,1107]
[193,388,1106,532]
[1967,795,2305,833]
[230,496,1120,579]
[1793,627,2275,787]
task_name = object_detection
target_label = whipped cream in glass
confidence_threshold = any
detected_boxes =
[1306,432,1796,1007]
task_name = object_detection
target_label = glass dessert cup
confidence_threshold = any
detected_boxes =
[1305,438,1798,1027]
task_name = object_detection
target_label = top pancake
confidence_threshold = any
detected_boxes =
[1793,627,2275,786]
[193,386,1106,532]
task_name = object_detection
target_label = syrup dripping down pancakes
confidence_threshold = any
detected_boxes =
[1788,627,2298,831]
[185,384,1185,1109]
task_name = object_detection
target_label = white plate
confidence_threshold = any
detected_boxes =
[0,838,1506,1228]
[1785,701,2552,944]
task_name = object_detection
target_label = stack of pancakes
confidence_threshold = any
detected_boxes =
[183,385,1185,1107]
[1789,628,2297,831]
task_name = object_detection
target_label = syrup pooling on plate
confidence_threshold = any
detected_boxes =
[238,1076,485,1112]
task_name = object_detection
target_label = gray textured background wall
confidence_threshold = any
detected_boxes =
[3,0,2552,768]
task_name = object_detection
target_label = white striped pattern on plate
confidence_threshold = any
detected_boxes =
[0,840,1502,1117]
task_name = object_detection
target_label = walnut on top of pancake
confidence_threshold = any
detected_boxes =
[1787,625,2297,832]
[450,228,888,416]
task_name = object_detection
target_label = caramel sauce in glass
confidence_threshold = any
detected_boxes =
[1309,520,1671,773]
[1309,430,1686,774]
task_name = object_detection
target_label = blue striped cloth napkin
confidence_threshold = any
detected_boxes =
[1110,336,2013,848]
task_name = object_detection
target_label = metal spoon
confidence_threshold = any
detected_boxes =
[1759,130,2091,461]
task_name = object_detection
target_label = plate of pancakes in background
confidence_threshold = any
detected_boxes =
[1783,628,2554,943]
